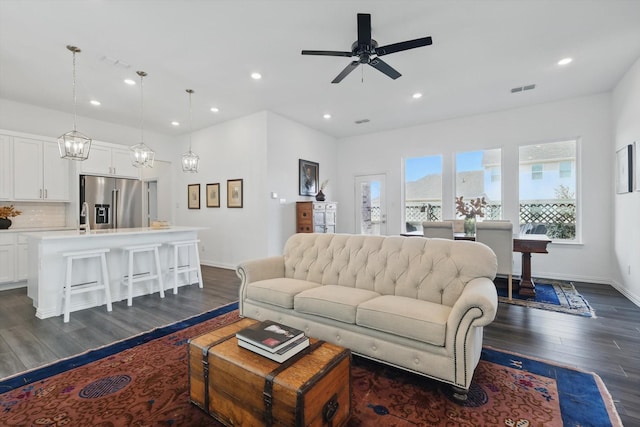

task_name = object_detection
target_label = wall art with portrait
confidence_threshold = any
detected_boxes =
[187,184,200,209]
[227,179,243,208]
[615,144,633,194]
[206,183,220,208]
[299,159,318,196]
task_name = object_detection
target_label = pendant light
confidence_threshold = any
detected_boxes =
[181,89,199,173]
[130,70,155,168]
[57,45,92,161]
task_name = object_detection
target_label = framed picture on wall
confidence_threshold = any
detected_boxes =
[616,144,633,194]
[206,183,220,207]
[227,179,243,208]
[188,184,200,209]
[299,159,319,196]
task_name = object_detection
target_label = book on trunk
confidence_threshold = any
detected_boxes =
[237,335,310,363]
[236,320,305,353]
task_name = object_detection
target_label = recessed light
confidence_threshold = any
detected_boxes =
[210,107,219,113]
[412,92,423,99]
[251,72,262,80]
[557,57,573,66]
[90,100,101,106]
[124,79,136,85]
[171,121,180,126]
[323,113,331,119]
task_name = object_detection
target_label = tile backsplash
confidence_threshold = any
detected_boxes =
[1,202,68,229]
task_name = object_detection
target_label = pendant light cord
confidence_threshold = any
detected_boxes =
[188,90,193,151]
[72,49,77,132]
[139,73,145,144]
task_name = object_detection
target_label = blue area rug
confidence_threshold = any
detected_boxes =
[497,278,596,317]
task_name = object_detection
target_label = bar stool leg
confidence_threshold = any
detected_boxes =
[127,249,134,306]
[154,247,165,298]
[64,256,73,323]
[101,252,113,312]
[193,243,203,289]
[172,245,179,294]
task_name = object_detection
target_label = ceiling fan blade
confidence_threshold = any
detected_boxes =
[301,50,353,57]
[369,57,401,80]
[375,36,433,56]
[332,61,360,83]
[357,13,372,47]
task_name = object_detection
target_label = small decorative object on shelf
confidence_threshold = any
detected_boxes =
[455,196,487,236]
[316,179,328,201]
[0,205,21,229]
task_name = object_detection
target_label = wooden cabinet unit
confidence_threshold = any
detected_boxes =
[296,201,337,233]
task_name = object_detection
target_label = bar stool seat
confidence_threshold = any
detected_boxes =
[62,248,112,323]
[167,240,203,293]
[122,243,165,306]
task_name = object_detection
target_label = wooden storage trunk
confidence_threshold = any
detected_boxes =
[189,318,351,427]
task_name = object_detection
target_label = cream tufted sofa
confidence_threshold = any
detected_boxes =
[237,233,498,399]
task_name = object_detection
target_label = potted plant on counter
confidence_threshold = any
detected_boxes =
[0,205,21,229]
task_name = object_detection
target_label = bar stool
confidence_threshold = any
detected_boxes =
[121,243,165,306]
[62,248,112,323]
[167,240,203,293]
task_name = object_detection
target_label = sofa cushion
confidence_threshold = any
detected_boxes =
[356,295,451,347]
[294,285,380,324]
[246,278,320,309]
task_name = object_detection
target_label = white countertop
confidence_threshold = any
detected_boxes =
[21,226,205,240]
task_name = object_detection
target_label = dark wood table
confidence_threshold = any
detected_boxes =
[402,231,551,297]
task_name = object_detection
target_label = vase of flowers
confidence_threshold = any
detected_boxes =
[0,205,21,229]
[316,179,329,201]
[455,196,487,236]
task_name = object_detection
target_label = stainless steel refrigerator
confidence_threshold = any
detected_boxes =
[80,175,143,229]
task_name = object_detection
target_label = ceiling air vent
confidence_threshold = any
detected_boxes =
[354,119,370,124]
[511,84,536,93]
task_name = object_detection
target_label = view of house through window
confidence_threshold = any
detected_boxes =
[404,155,442,232]
[455,149,502,221]
[519,140,577,240]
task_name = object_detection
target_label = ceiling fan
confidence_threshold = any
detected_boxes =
[301,13,433,83]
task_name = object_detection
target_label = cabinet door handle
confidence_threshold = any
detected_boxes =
[44,189,48,199]
[40,189,42,198]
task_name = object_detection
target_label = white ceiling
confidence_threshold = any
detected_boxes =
[1,0,640,139]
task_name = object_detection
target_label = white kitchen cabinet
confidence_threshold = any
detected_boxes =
[0,234,16,283]
[80,142,140,178]
[17,235,28,281]
[0,135,12,200]
[12,137,70,201]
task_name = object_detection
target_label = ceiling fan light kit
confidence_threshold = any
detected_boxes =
[301,13,433,83]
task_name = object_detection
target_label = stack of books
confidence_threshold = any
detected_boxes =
[236,320,309,363]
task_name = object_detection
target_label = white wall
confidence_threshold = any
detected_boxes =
[265,112,338,255]
[172,112,269,269]
[0,99,175,160]
[612,56,640,306]
[336,93,613,284]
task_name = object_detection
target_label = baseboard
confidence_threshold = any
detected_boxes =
[609,280,640,308]
[200,260,236,270]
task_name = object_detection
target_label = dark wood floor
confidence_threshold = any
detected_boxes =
[0,267,638,425]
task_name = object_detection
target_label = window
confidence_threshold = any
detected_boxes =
[455,149,502,220]
[531,164,543,180]
[404,155,442,231]
[519,140,577,240]
[559,161,572,178]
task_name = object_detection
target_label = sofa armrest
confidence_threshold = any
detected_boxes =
[237,256,285,315]
[447,277,498,331]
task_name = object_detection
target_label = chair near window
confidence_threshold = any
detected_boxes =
[421,221,454,239]
[475,220,514,300]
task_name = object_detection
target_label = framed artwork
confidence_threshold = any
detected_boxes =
[299,159,319,196]
[206,183,220,208]
[227,179,243,208]
[188,184,200,209]
[616,144,633,194]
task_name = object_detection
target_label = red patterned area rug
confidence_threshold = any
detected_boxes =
[0,304,621,427]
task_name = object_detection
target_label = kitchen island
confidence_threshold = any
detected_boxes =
[23,226,204,319]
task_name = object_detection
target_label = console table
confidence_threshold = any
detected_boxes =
[401,231,551,297]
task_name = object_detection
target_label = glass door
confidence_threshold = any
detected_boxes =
[354,174,387,235]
